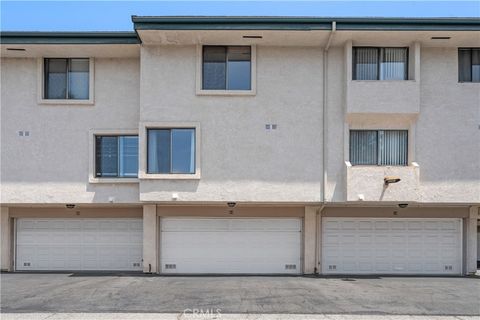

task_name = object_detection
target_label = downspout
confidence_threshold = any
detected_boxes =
[322,21,336,204]
[316,22,336,274]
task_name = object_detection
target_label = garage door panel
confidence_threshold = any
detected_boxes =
[322,218,461,275]
[16,218,142,271]
[161,218,301,274]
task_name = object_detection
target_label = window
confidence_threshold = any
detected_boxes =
[95,136,138,177]
[44,58,89,99]
[459,48,480,82]
[147,129,196,174]
[202,46,251,90]
[350,130,408,166]
[353,47,408,80]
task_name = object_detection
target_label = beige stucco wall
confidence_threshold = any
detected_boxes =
[325,44,480,204]
[416,47,480,203]
[139,45,323,203]
[1,36,479,206]
[1,57,141,204]
[143,204,158,273]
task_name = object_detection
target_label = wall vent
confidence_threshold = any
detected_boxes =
[444,265,453,271]
[328,265,337,270]
[133,263,141,267]
[23,262,31,267]
[285,264,296,270]
[165,264,176,270]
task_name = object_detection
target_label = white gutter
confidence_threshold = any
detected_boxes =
[322,21,336,203]
[316,22,336,274]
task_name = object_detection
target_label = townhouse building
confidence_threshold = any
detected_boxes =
[1,17,479,275]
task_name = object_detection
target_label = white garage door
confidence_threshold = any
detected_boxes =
[160,218,302,274]
[322,218,462,275]
[16,218,143,271]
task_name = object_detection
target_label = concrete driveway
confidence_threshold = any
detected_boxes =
[1,273,479,316]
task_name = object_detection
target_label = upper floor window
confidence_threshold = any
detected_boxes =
[459,48,480,82]
[44,58,89,99]
[95,135,138,178]
[350,130,408,166]
[202,46,251,90]
[147,128,196,174]
[353,47,408,80]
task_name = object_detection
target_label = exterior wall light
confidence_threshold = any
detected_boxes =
[384,176,401,185]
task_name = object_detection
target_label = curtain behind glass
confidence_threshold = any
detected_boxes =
[458,49,472,82]
[350,130,378,165]
[147,129,171,173]
[119,136,138,177]
[378,130,408,166]
[350,130,407,166]
[353,48,378,80]
[95,136,118,177]
[68,59,89,99]
[45,58,67,99]
[380,48,408,80]
[203,46,227,89]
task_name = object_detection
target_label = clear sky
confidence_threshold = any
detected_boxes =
[1,1,479,32]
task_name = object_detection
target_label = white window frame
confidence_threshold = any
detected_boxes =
[37,57,95,105]
[139,122,201,180]
[196,45,257,96]
[88,129,139,184]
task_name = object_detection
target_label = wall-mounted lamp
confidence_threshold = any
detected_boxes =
[65,204,76,209]
[227,202,236,208]
[384,176,401,185]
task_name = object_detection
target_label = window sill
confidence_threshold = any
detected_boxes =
[350,80,416,82]
[196,89,256,96]
[139,172,201,180]
[345,161,419,168]
[38,99,94,105]
[89,177,139,184]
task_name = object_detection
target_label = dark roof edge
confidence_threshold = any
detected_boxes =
[132,16,480,31]
[0,32,140,44]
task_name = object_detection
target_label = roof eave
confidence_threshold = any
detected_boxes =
[132,16,480,31]
[0,32,140,45]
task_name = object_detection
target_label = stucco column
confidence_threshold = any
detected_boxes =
[143,205,158,273]
[304,206,318,274]
[466,206,478,275]
[1,207,11,271]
